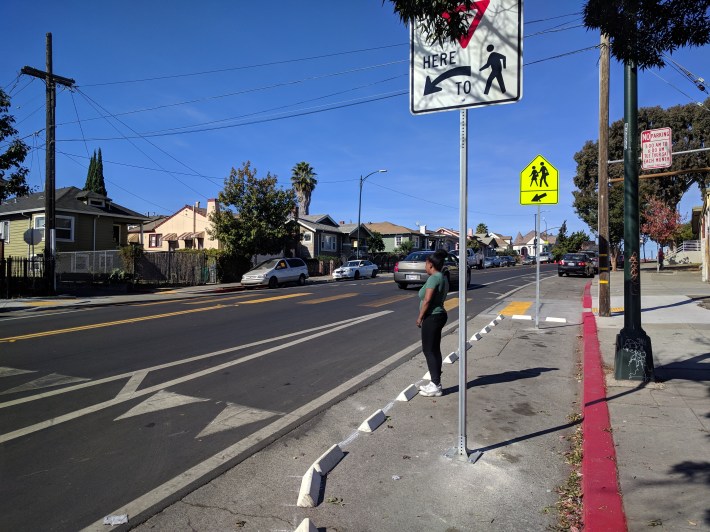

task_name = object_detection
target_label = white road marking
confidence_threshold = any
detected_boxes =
[0,311,392,444]
[117,371,148,398]
[0,313,388,410]
[196,404,281,438]
[495,274,557,300]
[0,373,90,395]
[115,390,210,420]
[0,367,36,378]
[81,334,424,532]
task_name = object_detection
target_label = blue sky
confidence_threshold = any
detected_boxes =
[3,1,708,241]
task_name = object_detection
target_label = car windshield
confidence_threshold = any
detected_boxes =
[345,261,360,267]
[252,258,281,270]
[564,254,586,260]
[404,252,433,261]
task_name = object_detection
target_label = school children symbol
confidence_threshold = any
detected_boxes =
[520,155,559,205]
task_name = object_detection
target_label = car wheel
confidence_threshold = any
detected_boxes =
[558,272,563,277]
[298,274,306,286]
[268,276,278,289]
[397,282,408,290]
[371,269,377,278]
[354,271,360,280]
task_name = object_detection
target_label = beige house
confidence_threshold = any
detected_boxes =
[131,199,220,251]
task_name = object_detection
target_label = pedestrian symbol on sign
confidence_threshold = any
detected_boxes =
[480,44,506,94]
[520,155,559,205]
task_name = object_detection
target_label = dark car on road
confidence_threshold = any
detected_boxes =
[521,255,536,265]
[558,253,594,278]
[581,251,599,274]
[499,255,516,267]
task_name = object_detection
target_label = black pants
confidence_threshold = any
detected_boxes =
[421,312,448,385]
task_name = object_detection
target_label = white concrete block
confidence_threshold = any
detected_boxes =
[297,467,321,508]
[443,352,459,364]
[313,443,344,475]
[545,316,567,323]
[358,409,386,432]
[480,325,491,334]
[422,371,431,380]
[495,314,505,322]
[512,314,532,320]
[396,384,419,401]
[294,518,318,532]
[488,320,498,328]
[470,332,482,342]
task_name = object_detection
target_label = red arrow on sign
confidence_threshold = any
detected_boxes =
[442,0,490,49]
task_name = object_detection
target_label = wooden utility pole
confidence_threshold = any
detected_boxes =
[21,33,75,294]
[598,33,611,317]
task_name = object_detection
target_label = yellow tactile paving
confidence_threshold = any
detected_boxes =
[592,307,624,313]
[499,301,533,316]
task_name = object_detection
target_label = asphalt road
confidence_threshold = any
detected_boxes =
[0,264,557,531]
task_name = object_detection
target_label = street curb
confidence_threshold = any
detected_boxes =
[581,283,627,531]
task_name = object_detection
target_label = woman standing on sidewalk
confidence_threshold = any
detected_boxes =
[416,250,449,397]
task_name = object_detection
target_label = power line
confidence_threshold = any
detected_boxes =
[80,43,408,87]
[59,60,406,127]
[74,89,211,199]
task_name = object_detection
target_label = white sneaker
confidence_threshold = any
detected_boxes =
[418,381,443,397]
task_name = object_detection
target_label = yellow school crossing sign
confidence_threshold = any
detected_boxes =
[520,155,558,205]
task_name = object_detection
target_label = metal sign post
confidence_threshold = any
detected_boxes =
[455,109,470,460]
[410,0,523,464]
[535,205,540,328]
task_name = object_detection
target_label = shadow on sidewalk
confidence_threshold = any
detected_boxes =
[656,353,710,382]
[441,367,558,394]
[472,417,582,453]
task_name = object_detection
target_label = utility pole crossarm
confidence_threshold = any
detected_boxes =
[20,66,75,87]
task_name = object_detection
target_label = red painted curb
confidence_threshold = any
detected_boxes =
[582,283,627,531]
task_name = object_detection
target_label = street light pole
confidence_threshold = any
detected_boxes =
[356,169,387,259]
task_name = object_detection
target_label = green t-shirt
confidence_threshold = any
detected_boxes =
[418,272,448,315]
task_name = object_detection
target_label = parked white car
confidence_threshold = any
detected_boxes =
[241,258,309,288]
[332,260,378,280]
[539,252,553,263]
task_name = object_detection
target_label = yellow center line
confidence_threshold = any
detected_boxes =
[298,293,358,305]
[0,305,227,343]
[370,280,392,285]
[360,294,414,308]
[239,293,311,304]
[499,301,533,316]
[181,293,259,305]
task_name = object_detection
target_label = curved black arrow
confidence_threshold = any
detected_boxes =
[424,66,472,95]
[532,193,548,202]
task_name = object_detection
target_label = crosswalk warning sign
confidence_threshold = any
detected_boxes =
[520,154,558,205]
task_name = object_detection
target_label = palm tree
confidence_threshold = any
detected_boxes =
[290,162,317,217]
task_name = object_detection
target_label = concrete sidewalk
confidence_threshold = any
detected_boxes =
[591,267,710,531]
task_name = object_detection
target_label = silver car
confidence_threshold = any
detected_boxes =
[394,251,469,290]
[241,258,309,288]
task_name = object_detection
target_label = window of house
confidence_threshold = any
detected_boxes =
[302,232,312,242]
[321,234,336,252]
[33,215,74,242]
[149,234,162,248]
[89,198,105,207]
[413,236,419,247]
[56,216,74,241]
[395,235,402,246]
[0,221,9,243]
[113,224,121,245]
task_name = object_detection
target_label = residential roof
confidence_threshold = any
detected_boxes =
[0,186,148,221]
[152,204,209,232]
[298,219,342,234]
[338,223,373,237]
[298,214,338,227]
[365,221,417,235]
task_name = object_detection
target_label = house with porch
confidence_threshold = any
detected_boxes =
[130,199,220,251]
[0,186,148,258]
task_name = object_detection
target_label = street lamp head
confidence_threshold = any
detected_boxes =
[378,169,387,173]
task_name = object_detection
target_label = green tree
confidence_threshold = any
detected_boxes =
[84,149,107,196]
[674,222,695,247]
[475,223,488,234]
[368,231,385,254]
[209,161,296,260]
[0,88,31,204]
[583,0,709,70]
[385,0,475,46]
[551,221,569,260]
[395,239,414,255]
[291,161,317,217]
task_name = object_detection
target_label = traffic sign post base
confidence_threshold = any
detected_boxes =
[614,328,654,381]
[444,446,483,465]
